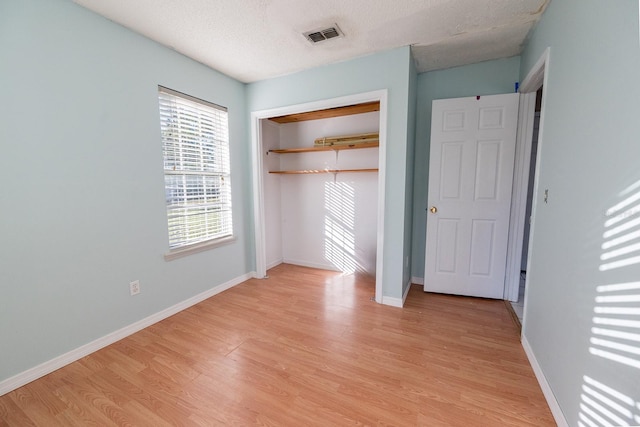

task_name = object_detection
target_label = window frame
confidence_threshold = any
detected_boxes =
[158,85,234,261]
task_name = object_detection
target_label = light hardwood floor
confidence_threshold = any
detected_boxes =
[0,264,555,426]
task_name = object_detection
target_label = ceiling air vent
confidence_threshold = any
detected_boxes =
[303,24,344,44]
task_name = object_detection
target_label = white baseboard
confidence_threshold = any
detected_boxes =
[0,272,254,397]
[282,258,341,272]
[411,276,424,285]
[381,295,403,307]
[381,281,412,308]
[521,336,568,427]
[266,259,283,270]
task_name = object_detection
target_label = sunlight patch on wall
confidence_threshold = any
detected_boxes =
[578,180,640,426]
[578,376,640,427]
[593,180,640,366]
[591,282,640,368]
[600,186,640,271]
[589,181,640,368]
[324,181,357,273]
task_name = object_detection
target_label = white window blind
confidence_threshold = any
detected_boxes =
[158,86,232,250]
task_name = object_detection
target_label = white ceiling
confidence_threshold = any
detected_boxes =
[74,0,549,83]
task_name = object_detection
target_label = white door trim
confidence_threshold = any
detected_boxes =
[250,115,267,278]
[520,48,550,92]
[250,90,388,304]
[504,48,550,305]
[504,93,536,301]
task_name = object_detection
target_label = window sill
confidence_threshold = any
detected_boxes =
[164,236,236,261]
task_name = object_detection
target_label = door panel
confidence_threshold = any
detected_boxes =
[479,106,506,129]
[435,219,459,274]
[469,219,495,276]
[440,142,464,199]
[443,110,467,131]
[475,140,502,200]
[424,93,519,299]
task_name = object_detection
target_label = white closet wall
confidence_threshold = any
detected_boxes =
[263,111,379,275]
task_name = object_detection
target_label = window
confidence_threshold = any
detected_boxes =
[158,86,232,253]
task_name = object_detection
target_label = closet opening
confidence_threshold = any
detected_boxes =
[251,92,388,303]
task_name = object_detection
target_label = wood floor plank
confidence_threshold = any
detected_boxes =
[0,264,555,425]
[7,381,67,426]
[0,395,37,427]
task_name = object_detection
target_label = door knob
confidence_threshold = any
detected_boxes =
[429,206,438,214]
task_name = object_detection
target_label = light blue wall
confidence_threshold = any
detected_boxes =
[520,1,640,425]
[247,47,414,300]
[0,0,251,382]
[411,57,521,279]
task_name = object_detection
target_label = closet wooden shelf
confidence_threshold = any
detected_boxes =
[269,168,378,174]
[269,142,379,154]
[268,101,379,123]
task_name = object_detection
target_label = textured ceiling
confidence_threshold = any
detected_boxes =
[73,0,548,83]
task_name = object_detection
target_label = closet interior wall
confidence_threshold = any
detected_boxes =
[262,112,380,275]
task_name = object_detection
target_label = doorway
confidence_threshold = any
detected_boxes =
[504,47,550,325]
[511,88,543,321]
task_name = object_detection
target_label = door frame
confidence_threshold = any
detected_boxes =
[250,90,388,303]
[504,48,550,303]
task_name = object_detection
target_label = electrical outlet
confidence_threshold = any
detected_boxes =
[129,280,140,296]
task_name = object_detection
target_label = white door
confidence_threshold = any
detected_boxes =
[424,93,519,299]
